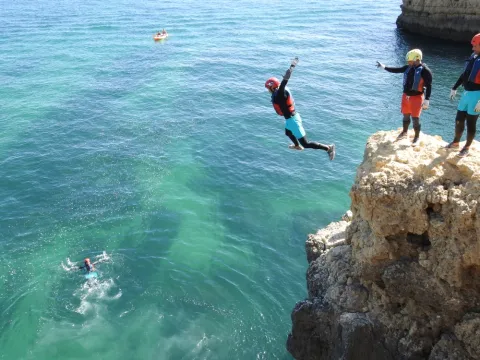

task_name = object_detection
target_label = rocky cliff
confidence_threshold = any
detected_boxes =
[287,130,480,360]
[396,0,480,42]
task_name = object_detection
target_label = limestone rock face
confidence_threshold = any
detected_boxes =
[396,0,480,42]
[287,130,480,360]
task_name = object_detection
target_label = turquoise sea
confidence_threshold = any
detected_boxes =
[0,0,473,359]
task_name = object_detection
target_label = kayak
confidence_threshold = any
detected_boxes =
[153,33,168,41]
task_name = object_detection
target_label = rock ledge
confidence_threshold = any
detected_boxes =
[287,130,480,360]
[396,0,480,42]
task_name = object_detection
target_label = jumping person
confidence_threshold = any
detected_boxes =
[265,58,336,160]
[445,33,480,157]
[377,49,433,146]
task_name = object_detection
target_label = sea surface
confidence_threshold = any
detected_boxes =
[0,0,472,359]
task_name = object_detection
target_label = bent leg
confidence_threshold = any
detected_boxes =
[285,129,299,146]
[298,136,329,151]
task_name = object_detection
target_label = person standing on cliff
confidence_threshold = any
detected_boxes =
[264,57,336,160]
[376,49,433,146]
[445,33,480,158]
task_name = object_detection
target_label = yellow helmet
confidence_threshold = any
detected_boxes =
[406,49,422,62]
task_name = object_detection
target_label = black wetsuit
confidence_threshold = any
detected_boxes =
[79,263,94,272]
[272,78,296,119]
[384,63,432,99]
[452,54,480,92]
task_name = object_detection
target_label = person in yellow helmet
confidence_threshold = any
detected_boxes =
[377,49,433,146]
[445,33,480,157]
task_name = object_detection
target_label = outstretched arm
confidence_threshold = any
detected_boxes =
[279,57,299,95]
[283,57,298,80]
[385,65,409,73]
[376,62,408,73]
[92,258,107,266]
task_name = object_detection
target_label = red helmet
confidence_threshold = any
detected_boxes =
[84,258,91,264]
[265,77,280,89]
[472,33,480,46]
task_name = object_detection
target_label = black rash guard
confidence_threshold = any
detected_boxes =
[384,63,433,100]
[452,54,480,92]
[79,263,94,272]
[272,67,296,119]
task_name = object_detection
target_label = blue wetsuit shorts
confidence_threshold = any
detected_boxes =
[285,113,306,139]
[458,90,480,115]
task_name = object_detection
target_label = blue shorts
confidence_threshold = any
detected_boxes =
[285,113,306,139]
[457,90,480,115]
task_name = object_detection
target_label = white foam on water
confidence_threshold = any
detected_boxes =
[61,257,78,272]
[73,277,122,315]
[95,251,110,263]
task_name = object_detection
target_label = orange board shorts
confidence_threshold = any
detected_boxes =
[401,93,424,117]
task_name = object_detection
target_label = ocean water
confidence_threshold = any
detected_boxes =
[0,0,473,359]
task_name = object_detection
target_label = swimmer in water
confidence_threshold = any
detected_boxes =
[78,258,98,273]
